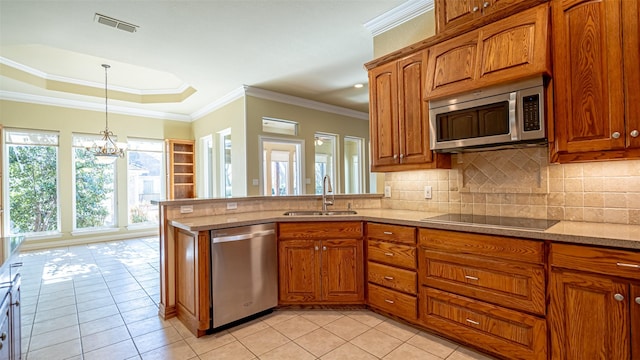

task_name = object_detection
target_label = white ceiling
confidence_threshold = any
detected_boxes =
[0,0,417,122]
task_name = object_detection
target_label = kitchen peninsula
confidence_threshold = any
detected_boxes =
[157,195,640,360]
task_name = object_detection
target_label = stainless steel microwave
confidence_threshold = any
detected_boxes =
[428,77,546,152]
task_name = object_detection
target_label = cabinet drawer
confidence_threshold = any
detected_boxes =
[551,243,640,280]
[420,287,547,360]
[368,240,416,269]
[367,223,416,244]
[420,250,545,315]
[278,222,362,240]
[419,228,544,264]
[367,262,417,294]
[368,283,417,321]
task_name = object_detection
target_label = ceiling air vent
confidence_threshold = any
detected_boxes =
[94,13,139,33]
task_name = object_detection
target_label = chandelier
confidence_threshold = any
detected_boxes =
[86,64,127,164]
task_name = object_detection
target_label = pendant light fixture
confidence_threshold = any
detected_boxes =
[86,64,127,164]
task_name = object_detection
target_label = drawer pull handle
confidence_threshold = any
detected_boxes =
[466,319,480,325]
[384,299,395,304]
[383,276,394,280]
[614,293,625,302]
[616,262,640,269]
[384,252,394,256]
[464,275,479,281]
[383,231,393,235]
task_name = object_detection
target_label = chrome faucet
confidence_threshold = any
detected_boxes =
[322,175,334,212]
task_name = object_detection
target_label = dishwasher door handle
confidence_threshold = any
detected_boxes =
[212,229,275,243]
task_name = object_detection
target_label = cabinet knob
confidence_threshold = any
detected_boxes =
[483,1,490,8]
[614,293,625,302]
[315,246,319,251]
[472,6,479,12]
[393,154,398,159]
[322,246,327,251]
[399,154,404,159]
[631,130,639,138]
[612,132,621,139]
[635,297,640,305]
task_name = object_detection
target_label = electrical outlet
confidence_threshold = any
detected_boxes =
[180,205,193,214]
[384,185,392,198]
[424,186,432,199]
[226,202,237,210]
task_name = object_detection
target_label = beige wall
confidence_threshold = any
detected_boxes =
[245,96,370,196]
[191,98,247,197]
[373,11,436,58]
[0,100,192,245]
[383,148,640,225]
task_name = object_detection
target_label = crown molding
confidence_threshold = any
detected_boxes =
[364,0,434,37]
[0,91,192,122]
[243,86,369,121]
[190,86,246,120]
[0,56,192,96]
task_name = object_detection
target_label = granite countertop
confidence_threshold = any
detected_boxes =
[169,208,640,250]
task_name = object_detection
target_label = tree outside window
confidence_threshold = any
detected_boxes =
[6,129,60,235]
[127,138,163,225]
[73,134,116,230]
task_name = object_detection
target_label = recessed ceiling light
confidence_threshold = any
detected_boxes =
[354,83,364,88]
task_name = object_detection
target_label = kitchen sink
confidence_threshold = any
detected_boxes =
[283,210,358,216]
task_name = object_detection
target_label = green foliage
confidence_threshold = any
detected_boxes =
[74,149,113,228]
[8,145,58,233]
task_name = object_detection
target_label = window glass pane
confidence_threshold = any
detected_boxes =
[261,139,302,196]
[6,129,60,235]
[127,138,163,225]
[344,136,364,194]
[262,117,298,136]
[314,133,336,195]
[73,134,116,230]
[220,131,232,197]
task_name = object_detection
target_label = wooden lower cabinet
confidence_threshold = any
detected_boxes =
[420,287,547,360]
[175,228,210,337]
[549,243,640,359]
[278,222,364,304]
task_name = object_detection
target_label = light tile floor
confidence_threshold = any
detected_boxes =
[19,237,498,360]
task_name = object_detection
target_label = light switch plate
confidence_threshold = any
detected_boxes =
[384,185,391,198]
[424,186,432,199]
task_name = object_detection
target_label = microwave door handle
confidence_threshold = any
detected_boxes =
[509,91,519,141]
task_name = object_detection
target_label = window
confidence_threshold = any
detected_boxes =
[5,129,60,236]
[314,133,337,194]
[219,129,232,197]
[200,135,215,198]
[127,138,163,226]
[262,117,298,136]
[344,136,365,194]
[260,137,303,196]
[73,134,117,230]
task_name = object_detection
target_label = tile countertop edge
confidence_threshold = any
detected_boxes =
[167,209,640,250]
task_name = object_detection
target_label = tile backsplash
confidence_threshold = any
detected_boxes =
[383,147,640,225]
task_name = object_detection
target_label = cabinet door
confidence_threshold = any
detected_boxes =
[321,239,364,303]
[425,30,479,99]
[623,0,640,150]
[549,270,630,360]
[435,0,479,33]
[632,284,640,360]
[397,51,433,166]
[369,61,400,169]
[552,0,626,155]
[278,240,321,302]
[175,229,210,336]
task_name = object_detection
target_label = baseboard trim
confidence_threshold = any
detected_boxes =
[20,229,159,251]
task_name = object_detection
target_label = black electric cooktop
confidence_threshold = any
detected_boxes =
[422,214,559,231]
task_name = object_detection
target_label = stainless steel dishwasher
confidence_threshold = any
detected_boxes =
[210,223,277,329]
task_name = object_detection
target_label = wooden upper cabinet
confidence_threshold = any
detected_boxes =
[425,3,550,100]
[369,51,450,172]
[435,0,548,35]
[551,0,640,162]
[166,139,196,199]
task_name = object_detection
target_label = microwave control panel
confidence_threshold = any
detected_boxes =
[522,94,540,131]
